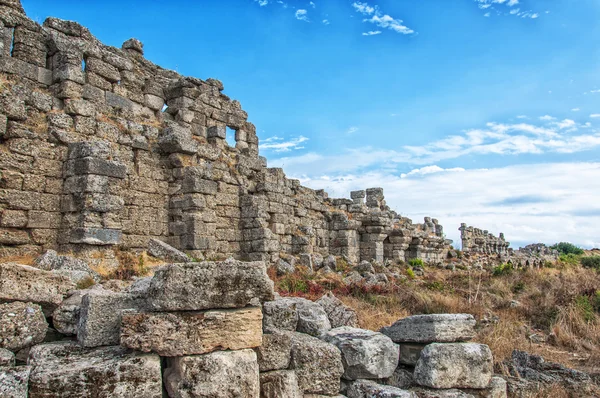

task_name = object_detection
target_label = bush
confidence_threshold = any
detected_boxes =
[559,253,581,265]
[408,258,424,268]
[552,242,584,256]
[492,263,513,276]
[581,256,600,270]
[575,296,595,323]
[406,268,416,279]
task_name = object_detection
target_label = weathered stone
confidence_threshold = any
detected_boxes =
[0,302,47,352]
[381,314,476,344]
[382,365,415,389]
[0,263,75,315]
[289,332,344,395]
[147,238,190,263]
[34,250,100,282]
[164,349,259,398]
[69,227,122,246]
[317,292,359,328]
[52,288,98,336]
[158,125,198,154]
[321,327,399,380]
[0,366,30,398]
[260,370,303,398]
[147,259,274,311]
[263,299,299,333]
[78,289,147,347]
[256,331,292,372]
[399,343,427,366]
[347,379,416,398]
[120,307,262,356]
[28,342,162,397]
[413,343,494,389]
[278,297,331,336]
[0,347,15,366]
[275,258,295,275]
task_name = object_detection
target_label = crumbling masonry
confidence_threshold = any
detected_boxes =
[0,0,452,264]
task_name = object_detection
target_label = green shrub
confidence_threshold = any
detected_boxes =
[512,281,526,294]
[559,253,581,265]
[492,263,513,276]
[552,242,584,256]
[581,256,600,270]
[406,268,416,279]
[575,295,595,323]
[335,257,350,273]
[408,258,424,268]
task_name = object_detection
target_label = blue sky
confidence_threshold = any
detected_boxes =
[23,0,600,248]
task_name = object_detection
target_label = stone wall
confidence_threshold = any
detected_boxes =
[0,1,451,265]
[459,223,509,255]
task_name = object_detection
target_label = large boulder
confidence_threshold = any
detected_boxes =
[0,263,76,315]
[289,332,344,395]
[120,307,263,356]
[34,250,101,283]
[52,288,99,336]
[321,327,399,380]
[147,238,190,263]
[164,349,260,398]
[0,366,30,398]
[28,342,162,397]
[264,297,331,336]
[77,289,147,347]
[263,299,299,333]
[256,331,292,371]
[381,314,476,344]
[147,259,274,311]
[317,292,359,328]
[260,370,303,398]
[413,343,493,389]
[347,379,416,398]
[0,302,47,352]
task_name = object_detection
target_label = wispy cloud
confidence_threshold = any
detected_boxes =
[400,165,465,178]
[295,9,309,22]
[362,31,381,36]
[254,0,268,6]
[322,19,330,25]
[474,0,541,18]
[259,136,309,152]
[347,126,359,134]
[591,114,600,118]
[572,108,580,112]
[352,1,415,35]
[309,1,316,8]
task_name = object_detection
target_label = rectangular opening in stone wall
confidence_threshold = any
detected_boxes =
[225,126,236,147]
[82,57,86,71]
[9,28,15,57]
[161,104,168,112]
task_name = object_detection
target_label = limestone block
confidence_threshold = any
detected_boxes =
[317,292,359,328]
[34,250,100,282]
[122,38,144,54]
[0,302,47,352]
[52,288,97,336]
[381,314,476,344]
[382,365,415,390]
[158,125,198,155]
[28,342,162,398]
[164,349,260,398]
[289,332,344,396]
[0,263,75,315]
[207,125,226,139]
[275,258,295,275]
[260,370,303,398]
[86,58,120,82]
[0,347,15,366]
[0,228,29,245]
[147,259,274,311]
[66,157,126,179]
[120,307,262,356]
[280,297,331,336]
[147,238,190,263]
[321,327,399,380]
[144,93,163,110]
[399,343,427,366]
[413,343,493,389]
[262,299,299,333]
[0,366,30,398]
[0,210,28,228]
[64,99,96,117]
[77,289,147,347]
[105,92,133,111]
[182,177,218,194]
[256,331,292,371]
[347,379,415,398]
[69,227,122,246]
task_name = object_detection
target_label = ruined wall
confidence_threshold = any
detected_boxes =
[459,224,509,255]
[0,1,451,264]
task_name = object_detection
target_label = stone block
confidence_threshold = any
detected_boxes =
[182,177,218,194]
[321,327,399,380]
[69,228,122,245]
[347,379,415,398]
[147,259,274,311]
[105,91,133,111]
[0,348,15,366]
[280,297,331,337]
[399,343,427,366]
[207,125,226,139]
[158,125,198,155]
[413,343,494,389]
[28,342,162,397]
[66,157,127,179]
[0,301,47,353]
[86,57,120,82]
[262,299,299,333]
[164,349,259,398]
[144,94,163,110]
[317,292,359,329]
[52,289,95,336]
[0,210,28,228]
[0,263,75,315]
[147,238,190,263]
[381,314,476,344]
[64,99,96,117]
[120,307,262,356]
[0,366,30,398]
[77,290,147,347]
[289,332,344,396]
[260,370,302,398]
[256,332,292,372]
[53,64,85,84]
[0,228,30,245]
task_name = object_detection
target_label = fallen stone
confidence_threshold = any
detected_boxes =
[279,297,331,336]
[78,289,147,347]
[289,332,344,396]
[120,307,263,356]
[147,238,190,263]
[381,314,476,344]
[317,292,359,328]
[355,261,375,276]
[256,331,292,371]
[382,365,415,389]
[0,348,15,367]
[410,387,474,397]
[275,258,295,275]
[260,370,303,398]
[0,302,47,352]
[321,327,399,380]
[0,366,30,398]
[0,263,76,315]
[52,288,99,335]
[413,343,493,389]
[28,342,162,397]
[263,299,299,333]
[164,349,259,398]
[347,379,416,398]
[147,259,274,311]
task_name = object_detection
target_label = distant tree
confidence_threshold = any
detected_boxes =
[552,242,584,256]
[581,256,600,270]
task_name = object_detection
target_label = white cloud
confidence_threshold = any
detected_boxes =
[539,115,556,121]
[352,1,415,35]
[322,19,330,25]
[352,2,376,15]
[295,9,309,22]
[254,0,268,6]
[475,0,541,18]
[516,115,528,119]
[347,126,359,134]
[362,31,381,36]
[572,108,580,112]
[309,1,315,8]
[400,165,465,178]
[259,136,309,152]
[591,114,600,118]
[291,162,600,249]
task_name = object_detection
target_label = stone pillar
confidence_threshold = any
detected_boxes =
[350,190,365,205]
[365,187,385,209]
[329,212,360,264]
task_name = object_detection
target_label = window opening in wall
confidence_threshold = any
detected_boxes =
[82,57,86,71]
[225,126,236,147]
[9,28,15,57]
[161,104,168,113]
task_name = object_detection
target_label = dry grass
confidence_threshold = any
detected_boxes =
[0,254,36,265]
